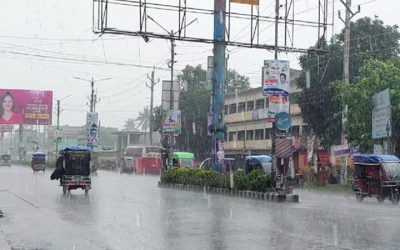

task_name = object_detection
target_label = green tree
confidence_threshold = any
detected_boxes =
[176,64,250,159]
[225,69,250,92]
[298,17,400,149]
[152,106,162,132]
[123,118,137,131]
[136,106,151,131]
[335,59,400,153]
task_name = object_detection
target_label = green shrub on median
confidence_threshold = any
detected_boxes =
[162,167,271,191]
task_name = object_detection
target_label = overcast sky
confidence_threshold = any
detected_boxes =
[0,0,398,130]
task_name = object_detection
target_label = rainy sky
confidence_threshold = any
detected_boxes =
[0,0,398,129]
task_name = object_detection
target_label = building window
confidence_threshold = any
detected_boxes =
[237,131,245,140]
[228,132,236,141]
[246,100,254,111]
[246,130,254,140]
[224,105,228,115]
[238,102,246,112]
[265,128,273,139]
[229,103,237,114]
[255,99,264,110]
[255,129,264,140]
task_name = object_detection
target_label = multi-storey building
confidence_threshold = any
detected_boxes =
[223,69,310,168]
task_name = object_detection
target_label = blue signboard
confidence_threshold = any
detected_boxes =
[275,112,291,131]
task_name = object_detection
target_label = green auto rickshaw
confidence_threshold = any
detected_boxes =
[172,152,195,169]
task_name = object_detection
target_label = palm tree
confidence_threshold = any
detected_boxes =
[123,118,137,131]
[136,106,151,132]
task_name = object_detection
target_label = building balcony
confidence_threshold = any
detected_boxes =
[225,139,272,151]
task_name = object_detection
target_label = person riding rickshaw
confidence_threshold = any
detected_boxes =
[50,146,91,194]
[352,154,400,204]
[31,152,46,172]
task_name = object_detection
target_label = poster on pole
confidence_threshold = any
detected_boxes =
[372,89,391,139]
[0,89,53,125]
[162,110,181,135]
[268,95,289,122]
[262,60,290,97]
[86,112,99,147]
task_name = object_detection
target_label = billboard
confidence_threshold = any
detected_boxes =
[162,110,181,135]
[86,112,99,147]
[263,60,290,96]
[0,89,53,125]
[268,95,289,121]
[161,81,180,111]
[372,89,391,139]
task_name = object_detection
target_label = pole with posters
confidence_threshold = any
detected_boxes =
[211,0,226,172]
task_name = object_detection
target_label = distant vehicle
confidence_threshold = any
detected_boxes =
[352,154,400,204]
[98,149,118,170]
[50,146,91,194]
[172,152,195,169]
[0,154,11,167]
[245,155,273,174]
[120,145,163,173]
[31,152,46,172]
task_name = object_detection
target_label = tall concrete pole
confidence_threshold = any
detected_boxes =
[55,100,60,154]
[212,0,226,172]
[147,66,159,145]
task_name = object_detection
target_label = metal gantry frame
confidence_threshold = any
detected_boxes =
[93,0,331,53]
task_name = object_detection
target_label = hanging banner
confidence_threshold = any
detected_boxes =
[86,112,99,147]
[262,60,290,97]
[0,89,53,125]
[268,95,289,122]
[162,110,181,135]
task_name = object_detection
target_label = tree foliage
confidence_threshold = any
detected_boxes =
[136,106,150,131]
[335,59,400,153]
[123,118,137,131]
[298,17,400,149]
[176,64,250,159]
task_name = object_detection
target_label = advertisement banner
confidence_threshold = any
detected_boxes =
[86,112,99,147]
[263,60,290,96]
[230,0,259,5]
[268,95,289,121]
[0,89,53,125]
[162,110,181,135]
[372,89,391,139]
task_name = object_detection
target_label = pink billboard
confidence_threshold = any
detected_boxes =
[0,89,53,125]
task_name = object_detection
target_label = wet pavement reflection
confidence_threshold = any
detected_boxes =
[0,166,399,249]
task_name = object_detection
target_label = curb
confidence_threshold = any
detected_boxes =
[158,182,299,203]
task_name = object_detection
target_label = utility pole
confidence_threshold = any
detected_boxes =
[146,66,159,145]
[211,0,226,172]
[338,0,359,185]
[73,77,110,112]
[339,0,360,84]
[274,0,280,60]
[56,100,60,154]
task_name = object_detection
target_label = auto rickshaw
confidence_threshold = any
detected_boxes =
[352,154,400,204]
[172,152,195,169]
[245,155,273,174]
[31,152,46,172]
[0,154,11,167]
[50,146,91,194]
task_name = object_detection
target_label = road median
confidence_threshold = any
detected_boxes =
[158,182,299,203]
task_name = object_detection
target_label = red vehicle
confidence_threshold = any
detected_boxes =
[120,146,163,174]
[352,154,400,204]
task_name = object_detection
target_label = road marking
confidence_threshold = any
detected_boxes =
[0,189,40,209]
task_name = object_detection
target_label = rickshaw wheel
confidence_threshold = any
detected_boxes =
[62,186,68,195]
[390,192,400,205]
[377,196,385,203]
[355,193,363,202]
[84,186,90,194]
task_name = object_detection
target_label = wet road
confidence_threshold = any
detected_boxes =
[0,165,400,250]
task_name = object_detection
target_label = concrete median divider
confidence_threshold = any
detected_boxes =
[158,182,299,203]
